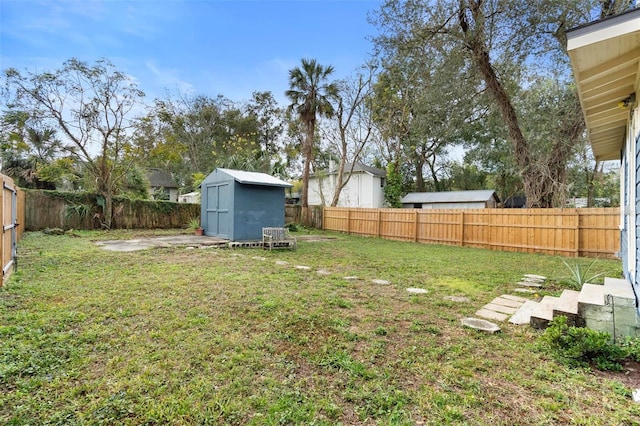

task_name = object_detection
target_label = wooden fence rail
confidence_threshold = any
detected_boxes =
[323,207,620,259]
[1,174,24,287]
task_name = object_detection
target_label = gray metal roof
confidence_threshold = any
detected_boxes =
[401,190,500,204]
[147,168,178,188]
[320,162,386,177]
[218,168,293,188]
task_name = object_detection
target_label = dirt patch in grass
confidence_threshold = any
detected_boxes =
[593,360,640,390]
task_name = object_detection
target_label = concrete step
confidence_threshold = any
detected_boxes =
[530,296,560,329]
[552,289,582,326]
[604,277,636,308]
[578,283,605,317]
[509,300,539,325]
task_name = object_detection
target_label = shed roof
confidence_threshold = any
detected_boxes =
[318,162,386,177]
[147,168,178,188]
[566,7,640,161]
[217,168,293,188]
[401,190,500,204]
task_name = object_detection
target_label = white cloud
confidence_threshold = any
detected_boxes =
[145,61,196,97]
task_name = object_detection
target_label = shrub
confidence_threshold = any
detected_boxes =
[540,316,629,371]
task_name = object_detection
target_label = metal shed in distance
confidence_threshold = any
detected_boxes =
[401,190,500,209]
[200,168,292,241]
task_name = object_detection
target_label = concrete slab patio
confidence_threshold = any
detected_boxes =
[95,235,228,251]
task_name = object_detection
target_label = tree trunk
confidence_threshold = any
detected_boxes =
[301,120,315,226]
[330,158,347,207]
[460,2,551,207]
[103,192,113,230]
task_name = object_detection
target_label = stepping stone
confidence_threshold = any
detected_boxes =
[490,297,524,309]
[461,317,501,333]
[500,294,529,303]
[483,303,518,315]
[513,288,537,294]
[372,279,390,285]
[295,265,312,271]
[343,276,359,280]
[524,274,546,281]
[406,287,428,294]
[252,256,266,261]
[509,300,540,325]
[475,308,508,322]
[522,277,544,284]
[185,246,196,250]
[275,260,289,266]
[317,269,331,276]
[444,296,470,303]
[515,281,543,288]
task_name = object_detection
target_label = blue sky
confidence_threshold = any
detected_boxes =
[1,0,383,105]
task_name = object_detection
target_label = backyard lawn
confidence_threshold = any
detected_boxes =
[1,229,637,425]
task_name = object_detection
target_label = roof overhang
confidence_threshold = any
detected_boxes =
[567,8,640,161]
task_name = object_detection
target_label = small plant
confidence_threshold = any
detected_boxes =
[285,222,302,232]
[186,218,201,231]
[562,259,605,289]
[540,316,629,371]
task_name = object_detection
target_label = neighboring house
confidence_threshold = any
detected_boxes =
[503,195,526,208]
[401,190,500,209]
[178,191,200,204]
[566,8,640,335]
[147,168,179,202]
[200,168,292,241]
[307,162,386,208]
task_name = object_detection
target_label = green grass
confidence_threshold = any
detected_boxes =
[1,229,635,425]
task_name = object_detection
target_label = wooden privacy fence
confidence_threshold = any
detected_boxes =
[25,190,200,230]
[1,174,25,287]
[323,207,620,258]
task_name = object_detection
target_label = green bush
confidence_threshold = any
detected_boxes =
[540,316,629,371]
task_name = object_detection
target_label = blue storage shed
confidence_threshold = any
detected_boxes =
[200,168,292,241]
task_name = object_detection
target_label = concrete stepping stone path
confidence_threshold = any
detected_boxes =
[461,317,500,333]
[295,265,312,271]
[515,281,543,288]
[372,279,391,285]
[275,260,289,266]
[476,294,529,322]
[316,269,331,276]
[343,276,359,280]
[444,296,471,303]
[406,287,428,294]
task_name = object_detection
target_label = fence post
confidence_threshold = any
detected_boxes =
[0,177,4,287]
[347,208,351,234]
[575,209,580,257]
[377,209,381,237]
[414,210,419,242]
[459,211,464,246]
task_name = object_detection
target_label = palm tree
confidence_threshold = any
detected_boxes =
[286,58,339,225]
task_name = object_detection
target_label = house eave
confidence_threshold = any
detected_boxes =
[567,7,640,160]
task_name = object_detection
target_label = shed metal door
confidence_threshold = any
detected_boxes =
[206,183,230,238]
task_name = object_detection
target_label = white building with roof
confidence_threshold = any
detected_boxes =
[401,190,500,209]
[307,162,386,208]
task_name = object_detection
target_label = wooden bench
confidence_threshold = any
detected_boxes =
[262,227,297,250]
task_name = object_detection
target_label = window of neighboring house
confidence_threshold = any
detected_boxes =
[380,177,385,187]
[413,203,421,208]
[152,187,170,201]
